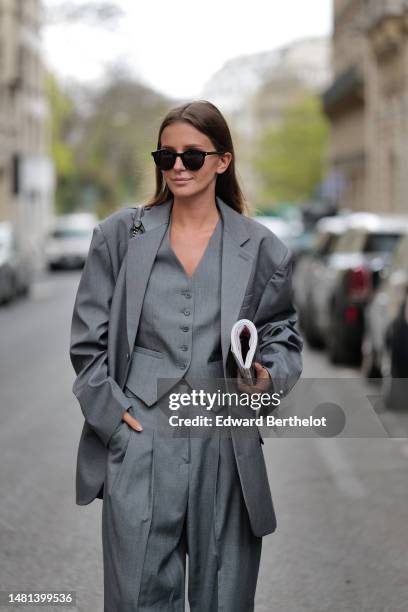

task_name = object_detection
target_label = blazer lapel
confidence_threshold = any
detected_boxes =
[125,195,254,375]
[216,196,254,374]
[125,198,173,353]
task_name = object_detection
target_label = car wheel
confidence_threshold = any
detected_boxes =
[327,310,345,364]
[2,277,15,304]
[301,300,324,349]
[21,284,30,297]
[303,315,324,349]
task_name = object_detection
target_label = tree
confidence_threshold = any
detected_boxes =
[73,76,171,218]
[253,94,329,207]
[46,69,171,216]
[46,72,81,214]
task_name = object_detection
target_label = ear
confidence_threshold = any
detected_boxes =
[216,152,233,174]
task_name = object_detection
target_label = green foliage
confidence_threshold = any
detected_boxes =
[253,94,329,207]
[45,70,170,216]
[46,72,78,213]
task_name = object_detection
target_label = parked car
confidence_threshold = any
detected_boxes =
[285,229,316,265]
[293,214,350,347]
[381,287,408,410]
[0,222,14,304]
[315,213,408,364]
[0,222,31,304]
[253,215,308,265]
[44,213,98,270]
[362,232,408,407]
[253,216,295,246]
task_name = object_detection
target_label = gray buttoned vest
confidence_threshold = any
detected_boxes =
[124,211,225,406]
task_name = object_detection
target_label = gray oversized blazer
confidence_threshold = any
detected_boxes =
[69,194,303,537]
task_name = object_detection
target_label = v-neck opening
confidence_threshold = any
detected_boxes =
[167,216,221,282]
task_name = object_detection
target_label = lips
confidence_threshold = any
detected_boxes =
[173,178,191,183]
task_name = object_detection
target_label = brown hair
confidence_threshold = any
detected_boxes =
[145,100,249,214]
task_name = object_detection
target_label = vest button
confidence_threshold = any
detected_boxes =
[183,309,191,316]
[185,292,192,299]
[180,325,189,332]
[180,345,188,351]
[179,362,187,369]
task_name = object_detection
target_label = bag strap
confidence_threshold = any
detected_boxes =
[130,205,145,238]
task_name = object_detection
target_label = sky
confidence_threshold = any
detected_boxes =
[42,0,333,99]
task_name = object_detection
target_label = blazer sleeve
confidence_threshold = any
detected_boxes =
[255,247,303,404]
[69,224,132,447]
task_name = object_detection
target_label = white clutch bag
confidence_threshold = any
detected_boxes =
[230,319,258,386]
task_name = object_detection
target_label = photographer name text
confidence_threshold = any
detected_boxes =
[168,415,327,428]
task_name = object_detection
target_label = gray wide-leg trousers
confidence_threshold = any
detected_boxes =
[102,386,262,612]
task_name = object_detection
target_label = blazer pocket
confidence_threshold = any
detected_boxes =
[108,427,134,497]
[108,419,131,452]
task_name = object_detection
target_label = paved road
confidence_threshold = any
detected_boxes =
[0,271,407,611]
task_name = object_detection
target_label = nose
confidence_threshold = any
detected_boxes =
[173,153,187,171]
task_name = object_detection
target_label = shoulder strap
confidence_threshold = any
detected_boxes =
[130,205,145,238]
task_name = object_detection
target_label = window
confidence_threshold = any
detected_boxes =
[363,233,401,254]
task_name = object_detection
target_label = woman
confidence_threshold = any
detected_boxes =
[69,100,303,612]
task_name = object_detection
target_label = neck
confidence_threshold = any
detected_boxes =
[171,191,220,231]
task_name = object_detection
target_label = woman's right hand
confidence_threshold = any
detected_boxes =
[122,410,143,432]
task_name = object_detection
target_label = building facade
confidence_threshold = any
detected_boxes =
[0,0,54,270]
[323,0,408,214]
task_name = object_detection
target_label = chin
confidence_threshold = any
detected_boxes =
[172,185,198,195]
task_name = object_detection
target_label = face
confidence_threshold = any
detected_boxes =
[159,121,232,198]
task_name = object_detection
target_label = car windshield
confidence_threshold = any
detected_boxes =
[51,228,93,239]
[334,229,401,254]
[363,233,401,253]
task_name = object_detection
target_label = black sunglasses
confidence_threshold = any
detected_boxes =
[151,148,222,171]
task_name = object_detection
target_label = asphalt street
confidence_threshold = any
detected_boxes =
[0,270,407,612]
